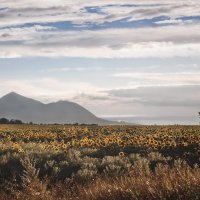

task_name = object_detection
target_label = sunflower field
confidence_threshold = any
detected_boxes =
[0,124,200,200]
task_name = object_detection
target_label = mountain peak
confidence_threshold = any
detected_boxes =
[0,92,44,106]
[1,92,24,100]
[8,92,18,95]
[4,91,19,96]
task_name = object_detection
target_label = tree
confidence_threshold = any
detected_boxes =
[0,118,23,124]
[13,119,23,124]
[0,118,9,124]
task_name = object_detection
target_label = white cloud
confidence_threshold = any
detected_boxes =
[155,19,184,25]
[0,0,200,27]
[113,72,200,87]
[1,41,200,58]
[43,66,103,72]
[0,23,200,58]
[0,78,105,103]
[0,1,200,58]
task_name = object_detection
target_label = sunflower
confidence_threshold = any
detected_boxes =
[118,151,125,157]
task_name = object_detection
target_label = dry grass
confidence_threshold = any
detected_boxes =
[79,161,200,200]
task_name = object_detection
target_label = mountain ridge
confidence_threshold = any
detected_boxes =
[0,92,124,125]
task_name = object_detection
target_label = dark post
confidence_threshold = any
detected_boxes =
[199,112,200,125]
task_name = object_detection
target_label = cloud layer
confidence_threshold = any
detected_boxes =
[0,0,200,58]
[0,1,200,124]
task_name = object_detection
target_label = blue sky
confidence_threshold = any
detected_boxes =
[0,0,200,124]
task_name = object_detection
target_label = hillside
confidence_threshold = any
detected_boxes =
[0,92,120,125]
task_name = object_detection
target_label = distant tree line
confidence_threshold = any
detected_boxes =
[0,118,23,124]
[0,118,98,125]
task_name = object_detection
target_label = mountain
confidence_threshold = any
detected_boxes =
[0,92,121,125]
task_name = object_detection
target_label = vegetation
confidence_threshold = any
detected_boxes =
[0,118,23,124]
[0,124,199,200]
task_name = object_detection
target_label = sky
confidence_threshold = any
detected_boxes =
[0,0,200,124]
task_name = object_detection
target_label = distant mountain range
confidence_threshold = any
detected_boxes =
[0,92,125,125]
